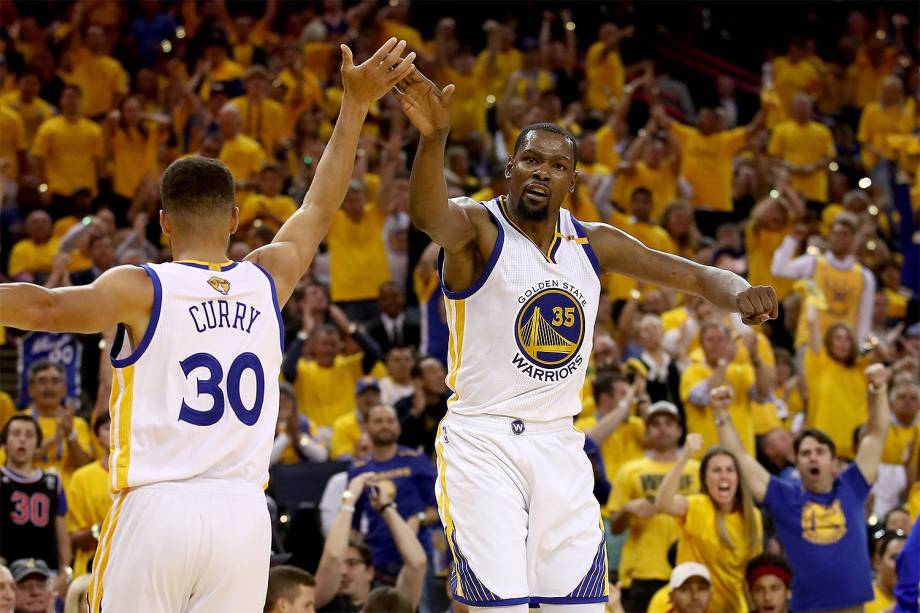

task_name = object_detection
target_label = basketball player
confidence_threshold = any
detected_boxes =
[394,69,778,612]
[0,39,416,612]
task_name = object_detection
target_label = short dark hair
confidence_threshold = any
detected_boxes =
[264,566,315,612]
[513,123,579,165]
[160,156,235,219]
[347,539,373,567]
[363,587,412,613]
[27,359,65,382]
[592,370,627,402]
[745,552,792,588]
[1,414,43,448]
[630,187,652,201]
[794,428,836,458]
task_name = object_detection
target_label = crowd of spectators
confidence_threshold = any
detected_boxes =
[1,0,919,612]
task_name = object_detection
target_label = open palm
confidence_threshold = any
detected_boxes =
[395,69,455,137]
[341,38,416,106]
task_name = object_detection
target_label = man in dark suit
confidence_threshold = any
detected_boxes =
[365,281,420,354]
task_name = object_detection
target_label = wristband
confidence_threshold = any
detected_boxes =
[341,490,355,502]
[379,502,397,514]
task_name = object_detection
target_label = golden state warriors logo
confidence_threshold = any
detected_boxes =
[800,499,847,545]
[515,288,585,369]
[207,276,231,295]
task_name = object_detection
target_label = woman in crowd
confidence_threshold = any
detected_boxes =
[866,531,907,612]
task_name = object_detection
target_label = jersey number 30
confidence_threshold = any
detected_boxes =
[178,352,264,427]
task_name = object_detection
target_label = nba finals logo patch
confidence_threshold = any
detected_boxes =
[511,282,586,381]
[207,276,231,295]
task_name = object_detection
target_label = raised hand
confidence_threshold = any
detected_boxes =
[682,433,704,459]
[736,285,778,326]
[341,38,416,107]
[394,68,455,138]
[710,385,733,411]
[865,363,890,389]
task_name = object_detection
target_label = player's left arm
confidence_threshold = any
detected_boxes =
[855,364,891,485]
[584,223,777,325]
[245,39,416,305]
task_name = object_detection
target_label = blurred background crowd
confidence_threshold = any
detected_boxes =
[0,1,919,612]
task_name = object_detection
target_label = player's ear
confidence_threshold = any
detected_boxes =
[568,170,578,193]
[504,157,513,179]
[159,209,170,237]
[229,206,240,236]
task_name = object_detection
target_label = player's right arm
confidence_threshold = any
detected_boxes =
[0,265,152,336]
[711,385,770,502]
[246,39,415,305]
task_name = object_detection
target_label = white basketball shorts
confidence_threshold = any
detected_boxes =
[435,412,608,607]
[88,478,271,613]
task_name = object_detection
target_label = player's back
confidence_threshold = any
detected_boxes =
[108,260,283,492]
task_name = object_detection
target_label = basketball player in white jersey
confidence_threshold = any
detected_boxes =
[0,39,416,613]
[394,69,778,612]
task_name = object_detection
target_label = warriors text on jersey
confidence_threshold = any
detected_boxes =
[107,260,283,492]
[440,196,600,421]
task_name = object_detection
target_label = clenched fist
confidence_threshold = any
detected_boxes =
[736,285,778,326]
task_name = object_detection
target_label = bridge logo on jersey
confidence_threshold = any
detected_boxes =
[207,276,231,295]
[514,288,585,370]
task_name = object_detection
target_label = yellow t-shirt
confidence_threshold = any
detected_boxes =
[803,350,868,459]
[673,124,746,212]
[645,586,671,613]
[278,67,324,133]
[585,42,624,111]
[473,48,522,98]
[616,162,679,220]
[0,410,94,489]
[111,127,158,199]
[326,206,390,302]
[438,66,487,141]
[884,287,908,320]
[865,583,895,613]
[219,134,267,184]
[574,413,646,484]
[908,482,920,523]
[293,354,364,429]
[8,238,60,277]
[0,92,55,147]
[0,391,15,430]
[239,193,297,232]
[767,120,835,202]
[882,422,920,466]
[65,461,111,576]
[744,222,796,300]
[676,494,763,613]
[330,412,362,460]
[608,456,700,587]
[67,48,128,118]
[857,100,915,169]
[230,96,287,155]
[773,56,821,118]
[31,116,104,196]
[595,124,622,170]
[680,362,756,456]
[845,47,898,109]
[0,105,26,178]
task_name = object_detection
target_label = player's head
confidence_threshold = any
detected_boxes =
[644,401,682,452]
[93,413,112,452]
[26,360,66,411]
[361,587,411,613]
[506,123,578,222]
[793,428,836,493]
[668,562,712,613]
[2,415,42,468]
[264,565,316,613]
[629,187,653,222]
[365,405,400,446]
[745,553,791,613]
[340,539,374,602]
[0,564,13,613]
[160,156,238,244]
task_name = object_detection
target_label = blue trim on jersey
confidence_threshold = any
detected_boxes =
[451,595,531,608]
[530,596,609,605]
[437,203,504,300]
[564,534,608,600]
[570,217,601,278]
[111,264,162,368]
[174,261,240,272]
[252,263,285,354]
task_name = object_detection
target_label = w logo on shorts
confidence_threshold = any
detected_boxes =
[511,419,525,435]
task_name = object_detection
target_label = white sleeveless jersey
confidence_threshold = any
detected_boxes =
[442,196,601,421]
[108,260,283,492]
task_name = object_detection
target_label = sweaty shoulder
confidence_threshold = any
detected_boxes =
[448,196,497,243]
[94,265,156,332]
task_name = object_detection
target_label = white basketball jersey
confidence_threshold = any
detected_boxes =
[108,260,283,492]
[442,197,601,421]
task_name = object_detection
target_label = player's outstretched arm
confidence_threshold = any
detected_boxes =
[397,69,478,252]
[0,265,152,335]
[246,39,416,305]
[584,222,777,325]
[855,364,891,485]
[711,386,770,502]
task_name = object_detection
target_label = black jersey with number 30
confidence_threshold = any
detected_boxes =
[0,466,64,570]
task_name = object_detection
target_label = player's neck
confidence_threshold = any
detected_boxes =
[372,444,397,463]
[171,244,231,264]
[506,204,558,254]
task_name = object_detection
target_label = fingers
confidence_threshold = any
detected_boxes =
[382,39,408,69]
[738,293,757,321]
[370,37,399,64]
[387,52,416,86]
[440,83,456,105]
[340,44,354,69]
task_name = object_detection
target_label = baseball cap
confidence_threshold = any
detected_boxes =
[670,562,711,589]
[10,558,52,582]
[355,377,380,395]
[644,400,681,423]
